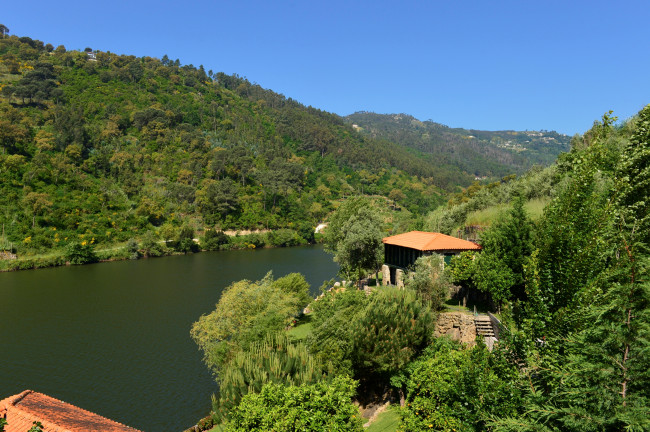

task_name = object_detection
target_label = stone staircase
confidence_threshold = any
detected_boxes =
[474,314,495,338]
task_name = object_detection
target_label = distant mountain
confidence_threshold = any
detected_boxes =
[345,112,571,179]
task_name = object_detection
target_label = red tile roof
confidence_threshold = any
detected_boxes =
[382,231,481,251]
[0,390,141,432]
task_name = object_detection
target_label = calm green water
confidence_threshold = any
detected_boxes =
[0,245,338,432]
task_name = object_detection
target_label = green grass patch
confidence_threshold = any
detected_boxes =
[367,405,400,432]
[288,314,313,341]
[461,197,551,230]
[524,197,550,219]
[444,297,492,314]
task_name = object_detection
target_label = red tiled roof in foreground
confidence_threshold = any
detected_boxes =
[383,231,481,252]
[0,390,141,432]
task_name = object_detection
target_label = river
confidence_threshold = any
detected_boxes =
[0,245,338,431]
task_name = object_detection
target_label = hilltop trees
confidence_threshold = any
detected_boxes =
[3,62,62,104]
[0,34,452,264]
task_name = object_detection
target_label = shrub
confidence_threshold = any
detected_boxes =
[203,229,230,251]
[191,272,311,375]
[405,254,449,310]
[399,339,521,432]
[140,231,165,257]
[307,288,368,375]
[126,238,140,260]
[225,375,363,432]
[266,229,306,247]
[215,332,325,421]
[65,241,98,265]
[175,226,199,253]
[352,288,433,376]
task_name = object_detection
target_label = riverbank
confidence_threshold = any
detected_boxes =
[0,230,323,272]
[0,244,339,431]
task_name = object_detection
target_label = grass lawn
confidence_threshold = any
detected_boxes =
[367,405,400,432]
[287,314,313,341]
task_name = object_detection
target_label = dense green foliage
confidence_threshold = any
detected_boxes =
[214,333,326,421]
[328,200,384,283]
[190,104,650,431]
[352,288,433,376]
[405,107,650,432]
[399,338,521,432]
[447,194,533,306]
[190,272,310,374]
[426,167,556,235]
[307,288,368,375]
[404,254,449,310]
[225,375,363,432]
[0,34,456,266]
[346,112,570,183]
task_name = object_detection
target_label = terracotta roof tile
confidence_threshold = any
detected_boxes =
[382,231,481,251]
[0,390,141,432]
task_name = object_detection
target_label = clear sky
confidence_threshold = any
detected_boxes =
[3,0,649,135]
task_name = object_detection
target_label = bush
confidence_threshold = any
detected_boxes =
[191,272,311,375]
[352,288,433,376]
[140,231,165,257]
[175,226,199,253]
[266,229,306,247]
[405,254,449,310]
[215,333,325,421]
[203,229,230,251]
[65,241,98,265]
[399,339,521,432]
[126,238,140,260]
[225,375,363,432]
[307,288,368,375]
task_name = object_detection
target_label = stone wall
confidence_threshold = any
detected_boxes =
[434,311,477,344]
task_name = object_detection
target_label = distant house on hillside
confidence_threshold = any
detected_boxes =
[382,231,480,286]
[84,47,97,61]
[0,390,141,432]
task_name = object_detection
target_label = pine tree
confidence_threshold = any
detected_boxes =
[214,332,324,421]
[352,288,433,375]
[617,104,650,251]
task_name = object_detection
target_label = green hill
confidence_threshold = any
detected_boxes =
[0,32,567,265]
[345,112,570,179]
[0,35,451,262]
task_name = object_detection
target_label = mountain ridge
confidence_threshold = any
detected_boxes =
[345,111,570,179]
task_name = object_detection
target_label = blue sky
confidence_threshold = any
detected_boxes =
[4,0,649,135]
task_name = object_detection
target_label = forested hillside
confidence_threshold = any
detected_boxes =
[346,112,570,179]
[0,34,454,262]
[189,106,650,432]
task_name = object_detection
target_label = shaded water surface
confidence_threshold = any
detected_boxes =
[0,245,338,431]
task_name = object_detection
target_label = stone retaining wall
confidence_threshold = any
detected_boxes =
[434,311,477,344]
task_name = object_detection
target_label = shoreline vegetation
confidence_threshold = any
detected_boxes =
[0,229,321,272]
[0,33,569,284]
